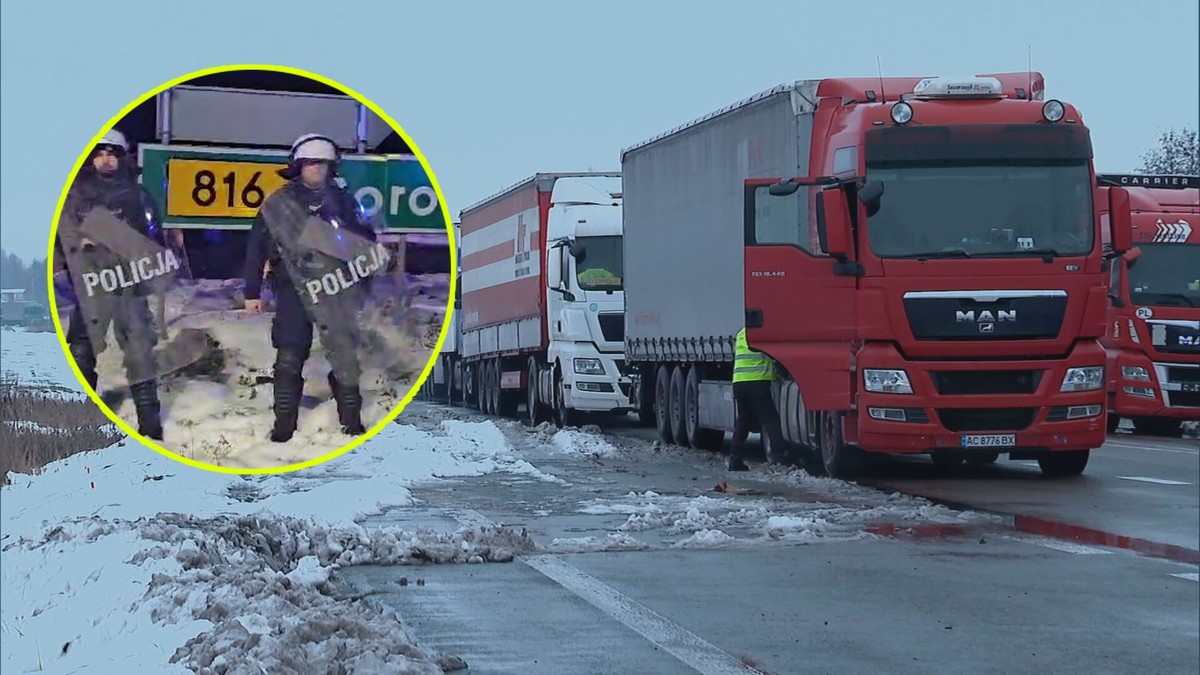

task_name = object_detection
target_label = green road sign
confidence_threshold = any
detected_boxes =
[137,144,448,233]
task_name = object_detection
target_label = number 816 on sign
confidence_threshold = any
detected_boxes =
[165,158,288,219]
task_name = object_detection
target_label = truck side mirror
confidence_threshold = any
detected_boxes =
[1108,186,1132,256]
[818,188,853,260]
[569,241,586,260]
[547,247,563,289]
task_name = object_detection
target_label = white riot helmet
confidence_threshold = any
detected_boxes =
[280,133,339,180]
[290,134,338,162]
[96,128,128,154]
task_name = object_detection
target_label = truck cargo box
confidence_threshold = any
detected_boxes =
[620,82,820,362]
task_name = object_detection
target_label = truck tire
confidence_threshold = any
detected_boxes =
[474,365,485,412]
[655,365,674,445]
[1106,411,1120,434]
[685,366,723,451]
[636,375,656,427]
[669,365,689,447]
[819,411,863,479]
[1132,418,1183,438]
[1037,449,1089,477]
[555,370,580,429]
[527,358,543,425]
[496,362,519,418]
[485,361,498,416]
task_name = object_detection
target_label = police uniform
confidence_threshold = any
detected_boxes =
[55,129,166,440]
[728,327,788,471]
[243,134,378,442]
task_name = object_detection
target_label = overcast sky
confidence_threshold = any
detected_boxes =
[2,0,1197,261]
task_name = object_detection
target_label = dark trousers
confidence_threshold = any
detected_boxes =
[65,295,158,387]
[730,381,787,460]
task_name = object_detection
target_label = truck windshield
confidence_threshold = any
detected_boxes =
[864,162,1095,259]
[1127,243,1200,307]
[574,235,623,291]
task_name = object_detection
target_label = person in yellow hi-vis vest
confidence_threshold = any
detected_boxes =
[729,326,789,471]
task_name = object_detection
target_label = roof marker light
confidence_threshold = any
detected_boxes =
[1042,99,1065,123]
[890,101,913,125]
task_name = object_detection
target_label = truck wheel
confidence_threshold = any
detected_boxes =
[636,374,656,427]
[930,452,965,470]
[496,363,519,418]
[1037,449,1089,477]
[685,366,723,451]
[485,361,498,416]
[474,366,485,411]
[1106,411,1120,434]
[555,372,579,428]
[819,411,863,479]
[1132,418,1183,438]
[655,365,674,444]
[669,366,689,447]
[527,358,546,426]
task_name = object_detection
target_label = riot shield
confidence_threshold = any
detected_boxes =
[54,205,201,393]
[259,189,393,385]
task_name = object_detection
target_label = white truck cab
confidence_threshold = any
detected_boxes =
[539,176,631,424]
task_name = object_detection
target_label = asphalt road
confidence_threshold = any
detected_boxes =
[337,403,1200,675]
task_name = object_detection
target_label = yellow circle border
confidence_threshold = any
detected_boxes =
[45,62,458,476]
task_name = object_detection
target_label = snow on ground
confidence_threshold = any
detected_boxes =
[0,326,86,397]
[548,426,620,459]
[1,326,562,674]
[1,416,555,674]
[54,275,449,469]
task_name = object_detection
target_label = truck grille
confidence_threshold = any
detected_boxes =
[936,407,1037,432]
[1166,391,1200,408]
[598,313,624,342]
[1167,366,1200,385]
[931,370,1042,395]
[902,294,1066,341]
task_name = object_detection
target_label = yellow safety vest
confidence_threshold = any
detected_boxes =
[733,327,775,383]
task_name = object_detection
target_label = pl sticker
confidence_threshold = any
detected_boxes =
[1135,307,1153,320]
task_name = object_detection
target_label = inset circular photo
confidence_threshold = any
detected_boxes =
[47,64,455,473]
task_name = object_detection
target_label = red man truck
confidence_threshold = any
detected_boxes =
[620,72,1132,478]
[1097,174,1199,437]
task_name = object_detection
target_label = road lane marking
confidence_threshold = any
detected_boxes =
[450,508,764,675]
[1102,440,1199,456]
[1169,572,1199,583]
[1005,535,1114,555]
[1115,476,1193,486]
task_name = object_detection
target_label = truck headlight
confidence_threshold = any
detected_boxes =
[1121,365,1150,381]
[573,358,604,375]
[864,369,913,394]
[1060,366,1103,392]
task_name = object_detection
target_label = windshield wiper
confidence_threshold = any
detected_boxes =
[988,247,1063,258]
[902,248,972,259]
[1131,292,1197,307]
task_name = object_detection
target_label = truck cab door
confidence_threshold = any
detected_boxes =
[743,176,859,412]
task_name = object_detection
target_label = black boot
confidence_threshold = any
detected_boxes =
[727,454,749,471]
[69,342,98,392]
[270,351,306,443]
[130,379,163,440]
[329,372,365,436]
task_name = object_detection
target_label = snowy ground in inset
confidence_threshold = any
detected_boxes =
[55,274,449,469]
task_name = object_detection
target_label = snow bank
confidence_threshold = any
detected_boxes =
[549,428,620,459]
[0,327,85,397]
[2,397,550,674]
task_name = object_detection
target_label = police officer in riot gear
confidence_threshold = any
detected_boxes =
[243,133,379,443]
[55,128,166,440]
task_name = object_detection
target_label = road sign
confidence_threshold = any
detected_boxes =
[138,144,447,233]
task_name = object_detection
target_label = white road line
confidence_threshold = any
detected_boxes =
[1169,572,1199,583]
[450,508,762,675]
[1004,535,1114,555]
[1102,440,1199,456]
[1115,476,1193,486]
